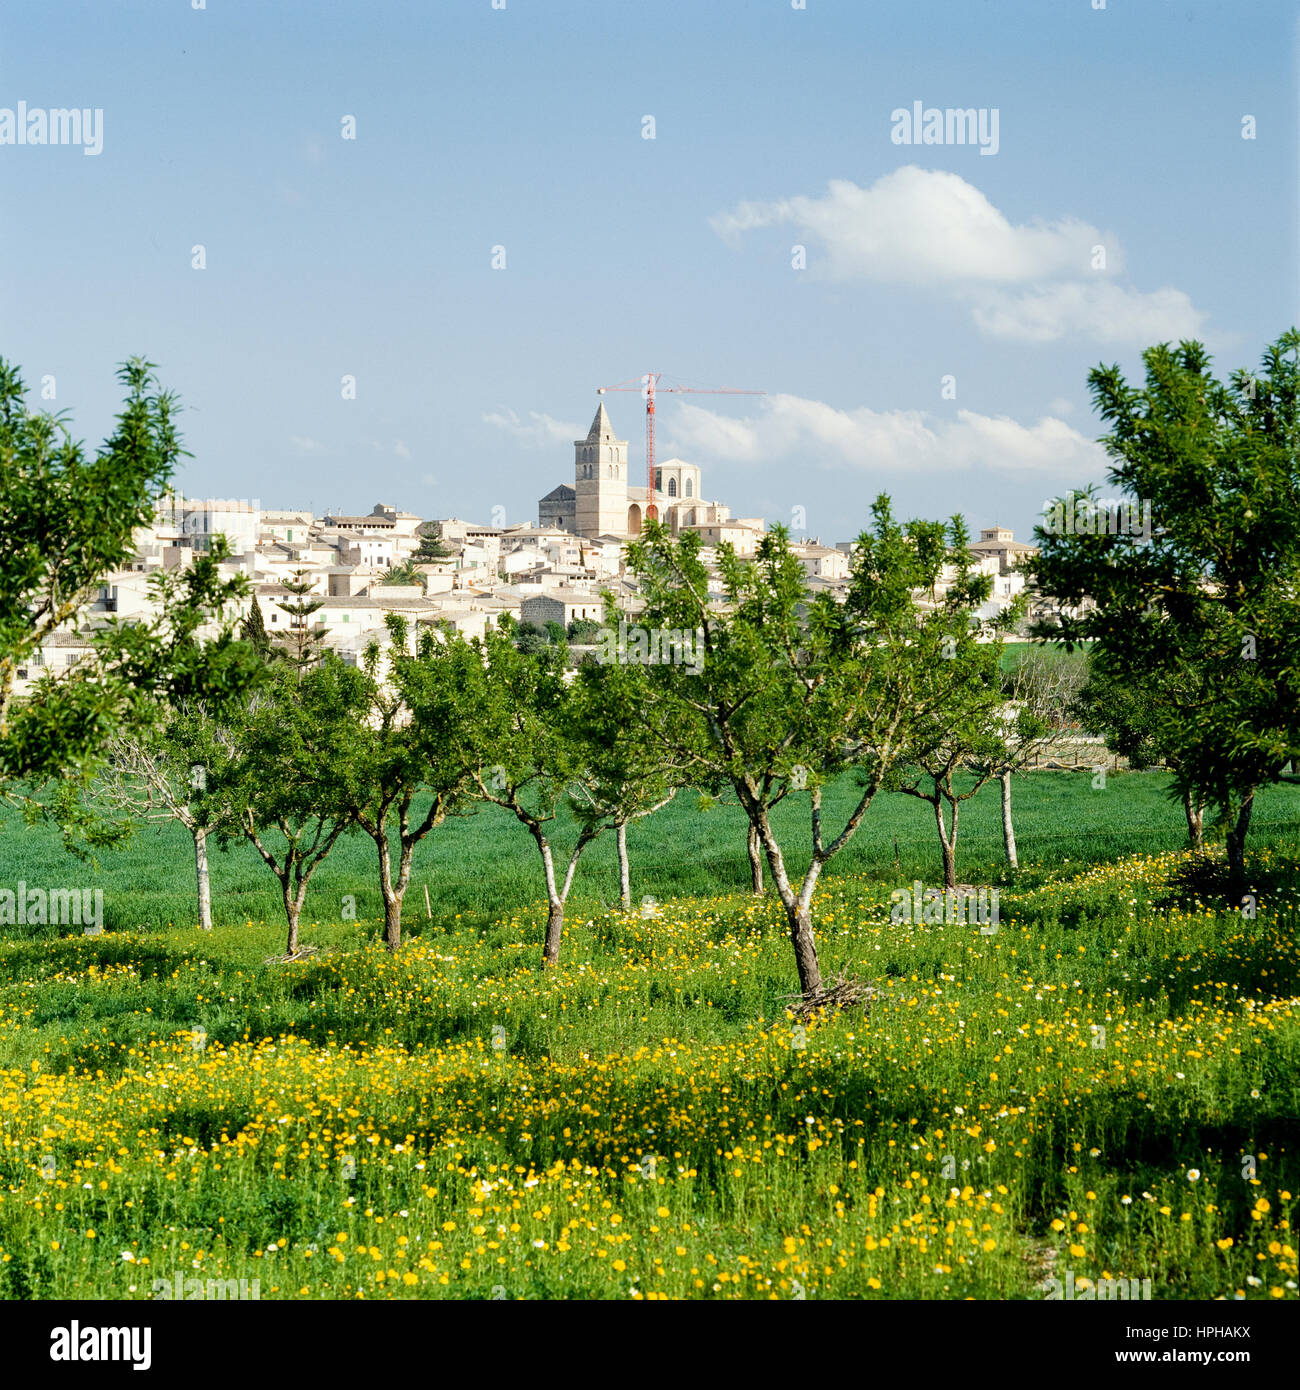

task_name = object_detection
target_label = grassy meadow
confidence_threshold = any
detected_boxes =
[2,769,1293,933]
[1,771,1298,1300]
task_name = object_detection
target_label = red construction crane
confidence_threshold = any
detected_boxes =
[596,372,764,522]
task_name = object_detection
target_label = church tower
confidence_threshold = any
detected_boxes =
[573,402,629,538]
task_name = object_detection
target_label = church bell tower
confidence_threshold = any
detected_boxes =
[573,402,629,538]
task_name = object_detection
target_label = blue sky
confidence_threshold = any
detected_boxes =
[2,0,1296,543]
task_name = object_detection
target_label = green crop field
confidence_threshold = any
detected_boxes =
[1,773,1298,1301]
[3,770,1299,936]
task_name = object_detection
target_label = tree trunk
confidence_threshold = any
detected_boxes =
[543,900,565,966]
[377,832,404,952]
[193,825,212,930]
[1000,770,1018,870]
[788,903,822,995]
[1225,788,1255,890]
[1183,789,1204,851]
[755,813,822,996]
[533,829,566,967]
[747,822,764,896]
[283,879,301,958]
[935,799,957,890]
[617,820,631,910]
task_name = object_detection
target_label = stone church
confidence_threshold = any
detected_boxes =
[538,402,734,541]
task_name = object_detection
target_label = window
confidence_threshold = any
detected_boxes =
[685,479,692,497]
[667,478,677,497]
[287,530,293,541]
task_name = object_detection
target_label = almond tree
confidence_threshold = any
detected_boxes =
[86,541,267,922]
[457,624,607,966]
[1,357,253,841]
[628,503,990,999]
[994,647,1089,869]
[334,618,482,951]
[98,704,232,930]
[885,522,1022,888]
[207,659,364,959]
[1030,331,1300,889]
[567,652,681,909]
[1072,662,1205,849]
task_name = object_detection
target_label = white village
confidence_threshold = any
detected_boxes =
[14,399,1039,689]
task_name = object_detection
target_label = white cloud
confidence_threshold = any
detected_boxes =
[483,408,582,449]
[969,281,1204,344]
[711,169,1111,285]
[711,168,1204,344]
[288,435,324,455]
[669,394,1107,478]
[393,439,411,459]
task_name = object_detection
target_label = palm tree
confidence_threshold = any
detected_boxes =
[382,560,424,591]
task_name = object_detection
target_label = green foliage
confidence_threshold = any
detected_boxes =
[239,597,274,662]
[412,528,451,563]
[1074,664,1172,772]
[274,568,329,674]
[513,622,548,655]
[567,618,602,644]
[567,648,681,841]
[381,561,424,591]
[0,358,182,797]
[0,355,264,854]
[628,502,1007,993]
[203,658,366,954]
[886,516,1022,882]
[1031,330,1300,879]
[333,619,485,949]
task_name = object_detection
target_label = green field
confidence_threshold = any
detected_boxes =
[1,773,1298,1300]
[4,770,1299,936]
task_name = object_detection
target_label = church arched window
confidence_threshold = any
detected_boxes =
[668,478,677,497]
[685,479,693,497]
